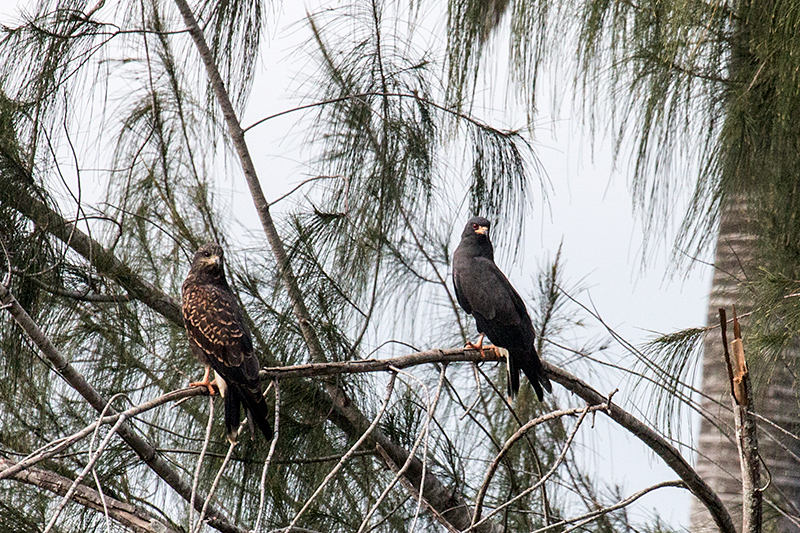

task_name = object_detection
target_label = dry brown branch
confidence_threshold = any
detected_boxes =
[0,457,180,533]
[719,307,762,533]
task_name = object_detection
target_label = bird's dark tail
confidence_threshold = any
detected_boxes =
[223,392,241,444]
[224,385,273,443]
[510,347,552,402]
[241,388,273,442]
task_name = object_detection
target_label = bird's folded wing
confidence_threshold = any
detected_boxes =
[183,284,252,369]
[457,257,524,326]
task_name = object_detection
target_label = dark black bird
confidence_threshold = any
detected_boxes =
[182,243,273,443]
[452,217,552,401]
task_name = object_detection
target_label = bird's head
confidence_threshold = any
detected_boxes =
[462,216,491,239]
[190,243,225,276]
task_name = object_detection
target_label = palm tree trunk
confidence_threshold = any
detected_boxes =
[691,200,800,532]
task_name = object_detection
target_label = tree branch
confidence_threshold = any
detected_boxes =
[0,180,182,324]
[0,387,204,481]
[260,347,494,379]
[0,457,180,533]
[531,480,687,533]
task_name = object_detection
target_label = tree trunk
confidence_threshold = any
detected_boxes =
[691,200,800,532]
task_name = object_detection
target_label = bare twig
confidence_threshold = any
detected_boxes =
[374,444,461,533]
[357,366,449,533]
[190,396,215,529]
[194,441,238,533]
[472,405,605,523]
[43,414,128,533]
[91,468,111,533]
[531,480,686,533]
[469,405,590,530]
[255,380,281,532]
[286,373,397,531]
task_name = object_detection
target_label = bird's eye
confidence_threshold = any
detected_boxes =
[202,250,210,257]
[472,223,479,230]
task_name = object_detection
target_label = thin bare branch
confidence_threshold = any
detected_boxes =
[195,441,237,533]
[255,380,281,532]
[287,373,397,531]
[532,480,686,533]
[0,387,204,481]
[469,404,590,530]
[190,396,215,529]
[43,414,129,533]
[472,405,605,524]
[357,366,450,533]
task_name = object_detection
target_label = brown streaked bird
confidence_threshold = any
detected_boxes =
[182,243,273,443]
[452,217,552,401]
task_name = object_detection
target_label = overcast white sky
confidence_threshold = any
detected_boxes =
[0,1,714,528]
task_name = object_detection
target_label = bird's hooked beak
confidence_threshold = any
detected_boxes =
[475,225,489,235]
[206,255,221,266]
